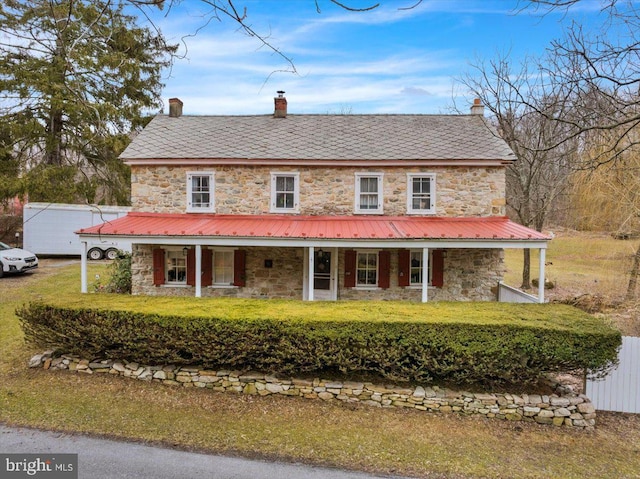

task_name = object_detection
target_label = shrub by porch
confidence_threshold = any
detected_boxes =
[18,298,621,387]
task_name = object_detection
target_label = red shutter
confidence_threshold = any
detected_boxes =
[152,248,165,286]
[202,249,213,287]
[432,250,444,288]
[378,250,391,289]
[398,249,410,287]
[233,249,246,287]
[186,248,196,286]
[344,250,356,288]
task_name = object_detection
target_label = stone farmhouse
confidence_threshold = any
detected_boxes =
[77,93,550,302]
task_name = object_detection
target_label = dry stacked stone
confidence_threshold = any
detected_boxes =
[30,351,596,428]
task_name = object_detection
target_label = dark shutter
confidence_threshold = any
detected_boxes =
[233,249,246,287]
[344,250,356,288]
[378,250,390,289]
[432,250,444,288]
[398,249,410,287]
[186,248,196,286]
[152,248,165,286]
[202,248,213,287]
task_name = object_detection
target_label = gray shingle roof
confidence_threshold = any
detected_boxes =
[120,114,515,161]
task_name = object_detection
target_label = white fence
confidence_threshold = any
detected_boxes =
[586,336,640,414]
[497,282,539,303]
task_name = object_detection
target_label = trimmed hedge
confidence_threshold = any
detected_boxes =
[17,301,621,386]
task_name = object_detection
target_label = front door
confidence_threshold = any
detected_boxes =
[313,249,335,300]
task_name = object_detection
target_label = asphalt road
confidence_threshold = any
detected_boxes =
[0,425,413,479]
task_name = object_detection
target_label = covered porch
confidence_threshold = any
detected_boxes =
[77,213,550,303]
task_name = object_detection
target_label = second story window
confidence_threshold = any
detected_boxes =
[187,172,215,213]
[355,173,383,214]
[271,172,299,213]
[407,174,435,214]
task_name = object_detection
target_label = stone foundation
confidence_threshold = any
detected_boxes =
[30,351,596,429]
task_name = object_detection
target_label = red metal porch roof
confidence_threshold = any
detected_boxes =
[77,212,550,241]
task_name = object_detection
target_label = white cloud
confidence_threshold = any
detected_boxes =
[149,3,465,116]
[290,0,516,32]
[162,67,459,116]
[141,0,605,116]
[401,86,434,96]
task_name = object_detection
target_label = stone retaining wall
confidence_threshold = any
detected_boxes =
[29,351,596,429]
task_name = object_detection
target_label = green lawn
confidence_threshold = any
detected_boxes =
[504,232,636,299]
[1,260,639,479]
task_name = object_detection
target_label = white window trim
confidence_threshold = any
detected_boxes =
[355,173,383,214]
[160,246,237,288]
[355,250,380,288]
[212,248,235,286]
[270,172,300,213]
[408,249,433,287]
[187,171,215,213]
[165,248,188,285]
[406,173,436,214]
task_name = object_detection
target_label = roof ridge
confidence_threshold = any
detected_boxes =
[156,113,479,119]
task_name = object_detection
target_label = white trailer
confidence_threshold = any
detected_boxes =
[23,202,132,260]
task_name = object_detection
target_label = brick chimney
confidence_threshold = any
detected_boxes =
[168,98,183,118]
[274,91,287,118]
[470,98,484,116]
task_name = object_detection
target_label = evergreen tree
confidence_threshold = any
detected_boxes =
[0,0,176,203]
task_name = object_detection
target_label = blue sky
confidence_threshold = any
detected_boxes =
[142,0,609,116]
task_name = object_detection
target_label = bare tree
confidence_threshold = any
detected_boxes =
[507,1,640,166]
[460,55,576,288]
[568,132,640,300]
[513,0,640,298]
[130,0,384,78]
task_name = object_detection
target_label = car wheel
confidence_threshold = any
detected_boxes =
[0,262,4,278]
[87,248,104,261]
[105,248,119,260]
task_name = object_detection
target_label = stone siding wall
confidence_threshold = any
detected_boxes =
[338,248,504,302]
[133,244,504,301]
[30,352,596,429]
[437,248,505,301]
[130,165,506,217]
[132,244,304,298]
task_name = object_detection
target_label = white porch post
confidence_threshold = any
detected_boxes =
[80,241,88,293]
[331,247,338,301]
[307,246,315,301]
[538,248,546,303]
[195,244,202,298]
[421,247,429,303]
